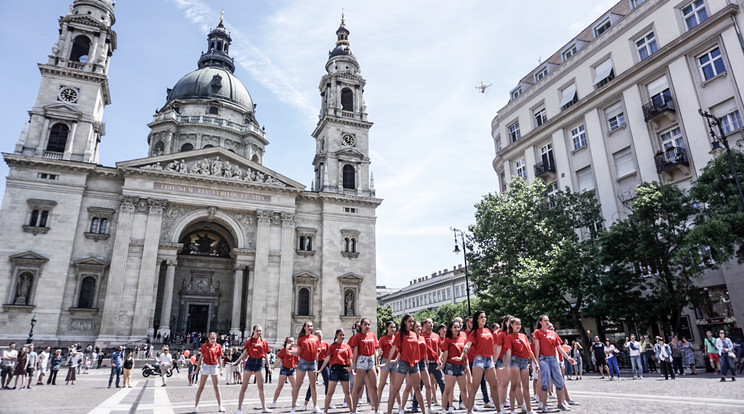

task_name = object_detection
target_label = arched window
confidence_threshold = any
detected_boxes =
[341,88,354,111]
[299,236,306,250]
[209,106,219,115]
[351,238,357,253]
[78,276,96,308]
[69,35,91,63]
[203,144,214,149]
[298,287,310,316]
[39,211,49,227]
[305,236,313,251]
[153,141,165,155]
[181,143,194,152]
[99,219,108,234]
[14,272,34,305]
[344,237,350,252]
[342,164,355,189]
[90,218,100,233]
[217,41,223,51]
[29,210,40,226]
[47,123,69,153]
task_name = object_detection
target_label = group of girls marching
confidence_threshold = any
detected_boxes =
[189,312,578,414]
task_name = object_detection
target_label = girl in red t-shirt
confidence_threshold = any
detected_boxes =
[349,318,380,414]
[439,319,469,414]
[272,337,299,409]
[502,317,537,414]
[385,314,425,414]
[492,315,511,412]
[400,322,432,413]
[463,311,500,411]
[317,329,354,414]
[193,332,225,413]
[290,321,321,413]
[376,320,401,410]
[232,324,272,413]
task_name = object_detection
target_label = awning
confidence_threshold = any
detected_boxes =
[559,83,577,107]
[593,59,613,84]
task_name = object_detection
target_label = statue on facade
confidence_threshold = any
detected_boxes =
[345,290,355,316]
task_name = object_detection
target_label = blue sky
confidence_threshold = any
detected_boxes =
[0,0,617,289]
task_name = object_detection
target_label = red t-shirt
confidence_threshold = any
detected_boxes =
[349,332,378,357]
[468,328,495,357]
[493,330,507,360]
[243,337,270,359]
[503,332,532,359]
[444,334,468,365]
[421,331,441,361]
[559,344,571,362]
[532,329,562,357]
[317,341,329,361]
[297,334,320,362]
[418,336,427,362]
[379,334,398,360]
[393,330,420,366]
[327,342,353,366]
[277,348,299,369]
[200,342,223,366]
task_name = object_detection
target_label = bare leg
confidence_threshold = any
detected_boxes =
[238,371,253,410]
[409,372,426,414]
[194,373,210,408]
[387,372,405,414]
[274,374,289,404]
[211,374,223,407]
[292,370,308,408]
[483,368,499,409]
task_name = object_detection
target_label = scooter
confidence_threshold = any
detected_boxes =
[142,362,173,377]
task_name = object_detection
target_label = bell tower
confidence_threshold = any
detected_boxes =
[312,15,374,196]
[16,0,116,164]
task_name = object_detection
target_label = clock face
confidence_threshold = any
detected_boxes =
[59,87,78,103]
[342,133,355,147]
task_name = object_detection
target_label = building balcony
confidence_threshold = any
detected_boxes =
[654,147,689,175]
[643,93,675,122]
[534,158,556,180]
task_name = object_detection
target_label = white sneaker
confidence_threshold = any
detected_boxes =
[192,408,198,414]
[329,405,336,410]
[566,400,578,406]
[262,410,272,414]
[343,403,349,409]
[399,410,405,414]
[473,406,483,412]
[291,409,296,414]
[219,407,226,413]
[270,402,276,409]
[314,407,322,414]
[521,403,527,412]
[235,410,242,414]
[301,405,307,412]
[484,402,495,409]
[448,407,455,414]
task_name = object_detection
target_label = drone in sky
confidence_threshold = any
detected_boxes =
[475,81,492,94]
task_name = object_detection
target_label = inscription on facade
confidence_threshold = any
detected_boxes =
[69,319,93,331]
[154,182,272,202]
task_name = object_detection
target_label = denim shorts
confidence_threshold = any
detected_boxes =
[201,363,219,376]
[356,355,375,371]
[428,361,441,373]
[380,358,395,372]
[244,357,263,373]
[444,362,466,377]
[396,360,420,375]
[472,354,495,370]
[280,366,296,376]
[418,360,427,372]
[297,358,316,372]
[329,364,350,382]
[495,359,505,368]
[510,356,529,371]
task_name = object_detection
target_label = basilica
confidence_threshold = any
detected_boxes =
[0,0,381,346]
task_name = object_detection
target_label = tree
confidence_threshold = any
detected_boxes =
[467,178,603,348]
[376,305,395,337]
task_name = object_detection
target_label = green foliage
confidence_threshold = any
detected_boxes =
[376,305,395,337]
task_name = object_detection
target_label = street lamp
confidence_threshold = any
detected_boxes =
[451,227,472,316]
[698,109,744,211]
[26,314,37,344]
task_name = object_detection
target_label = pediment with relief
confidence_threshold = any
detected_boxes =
[42,103,84,121]
[118,147,305,190]
[336,147,365,159]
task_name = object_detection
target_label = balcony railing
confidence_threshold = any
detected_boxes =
[534,158,556,178]
[43,151,63,160]
[643,93,675,121]
[654,147,688,173]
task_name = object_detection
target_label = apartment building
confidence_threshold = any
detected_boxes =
[378,265,473,317]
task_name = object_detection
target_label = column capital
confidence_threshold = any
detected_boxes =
[120,196,138,213]
[166,259,178,267]
[257,210,273,225]
[281,212,296,227]
[148,199,168,215]
[234,264,248,272]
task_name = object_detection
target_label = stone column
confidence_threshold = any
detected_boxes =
[277,213,295,340]
[230,263,246,336]
[36,118,50,155]
[156,259,178,338]
[98,197,137,338]
[131,199,167,339]
[63,122,78,160]
[251,211,272,332]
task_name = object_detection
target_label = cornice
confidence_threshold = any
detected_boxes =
[298,191,382,207]
[312,116,373,137]
[3,153,100,173]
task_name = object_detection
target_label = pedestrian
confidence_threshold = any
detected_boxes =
[440,319,468,414]
[590,336,608,379]
[290,321,322,414]
[654,337,675,380]
[224,348,234,385]
[91,347,98,371]
[26,344,37,388]
[680,337,696,375]
[318,329,354,414]
[122,351,134,388]
[271,337,299,408]
[503,317,537,414]
[703,331,720,374]
[1,342,17,389]
[669,335,684,376]
[464,311,500,412]
[193,332,226,413]
[624,334,643,379]
[37,346,50,385]
[422,318,445,408]
[350,318,381,414]
[639,336,649,373]
[64,349,80,385]
[108,345,123,388]
[493,317,511,413]
[385,314,425,414]
[97,348,104,369]
[304,330,329,408]
[377,321,401,410]
[645,339,657,373]
[232,325,272,414]
[716,330,737,382]
[158,346,173,386]
[12,346,29,389]
[47,349,62,385]
[570,341,583,380]
[533,315,575,412]
[604,339,621,380]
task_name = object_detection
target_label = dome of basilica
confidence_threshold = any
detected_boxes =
[167,66,254,112]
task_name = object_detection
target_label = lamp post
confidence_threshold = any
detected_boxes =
[698,109,744,211]
[26,314,37,344]
[451,227,472,316]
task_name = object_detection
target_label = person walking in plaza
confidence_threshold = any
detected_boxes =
[440,319,468,414]
[533,315,575,412]
[464,311,500,412]
[716,330,737,382]
[349,318,381,414]
[290,321,322,414]
[232,324,272,414]
[680,337,696,375]
[37,346,50,385]
[604,339,621,380]
[12,346,29,389]
[503,317,537,414]
[122,351,134,388]
[422,318,445,408]
[25,344,37,389]
[193,332,226,413]
[569,341,583,380]
[271,337,299,409]
[64,349,80,385]
[590,336,607,379]
[1,342,18,389]
[47,349,63,385]
[704,331,720,374]
[669,336,684,376]
[624,334,643,379]
[317,329,354,414]
[654,337,675,380]
[385,314,426,414]
[644,339,657,373]
[108,345,123,388]
[304,330,329,409]
[639,336,649,373]
[377,321,401,411]
[158,346,173,387]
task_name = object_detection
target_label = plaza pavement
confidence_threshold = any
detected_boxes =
[0,365,742,414]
